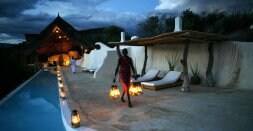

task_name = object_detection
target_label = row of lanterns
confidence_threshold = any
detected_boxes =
[110,82,143,99]
[57,69,81,128]
[58,72,66,99]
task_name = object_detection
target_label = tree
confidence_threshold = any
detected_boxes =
[201,10,225,33]
[103,25,124,42]
[137,16,161,37]
[164,16,175,32]
[223,10,253,34]
[181,9,201,31]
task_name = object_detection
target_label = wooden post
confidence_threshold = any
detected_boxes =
[141,46,148,76]
[180,42,190,92]
[205,43,214,87]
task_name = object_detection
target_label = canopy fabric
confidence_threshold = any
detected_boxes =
[109,30,227,46]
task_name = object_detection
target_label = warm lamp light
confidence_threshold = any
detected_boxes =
[58,80,63,88]
[129,83,142,96]
[59,88,66,99]
[110,84,120,99]
[71,110,81,128]
[65,61,70,66]
[58,76,62,81]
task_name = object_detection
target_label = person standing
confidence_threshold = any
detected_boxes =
[70,56,76,74]
[113,48,136,108]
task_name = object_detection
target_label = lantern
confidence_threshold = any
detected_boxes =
[109,84,120,99]
[71,110,81,128]
[58,80,63,88]
[58,74,61,77]
[129,82,142,96]
[58,74,62,80]
[59,88,66,99]
[58,76,62,81]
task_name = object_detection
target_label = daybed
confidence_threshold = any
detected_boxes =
[132,69,160,83]
[141,71,183,90]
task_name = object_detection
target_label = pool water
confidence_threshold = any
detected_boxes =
[0,71,65,131]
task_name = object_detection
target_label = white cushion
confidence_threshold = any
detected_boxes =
[132,69,159,82]
[141,71,181,86]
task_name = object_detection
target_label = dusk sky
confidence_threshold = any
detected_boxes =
[0,0,252,44]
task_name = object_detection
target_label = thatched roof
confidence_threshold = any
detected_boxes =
[109,30,227,46]
[24,15,104,56]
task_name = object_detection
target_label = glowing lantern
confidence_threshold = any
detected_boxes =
[59,88,66,99]
[71,110,81,128]
[129,83,142,96]
[58,80,63,88]
[58,76,62,81]
[110,84,120,99]
[84,49,88,53]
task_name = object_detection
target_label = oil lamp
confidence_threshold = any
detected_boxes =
[109,84,120,99]
[71,110,81,128]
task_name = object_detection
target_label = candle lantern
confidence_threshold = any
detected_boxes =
[109,84,120,99]
[71,110,81,128]
[59,88,66,99]
[58,80,63,88]
[58,77,62,81]
[129,82,142,96]
[58,76,62,81]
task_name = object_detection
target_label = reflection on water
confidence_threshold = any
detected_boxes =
[0,71,65,131]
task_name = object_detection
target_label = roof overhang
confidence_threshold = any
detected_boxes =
[109,30,227,46]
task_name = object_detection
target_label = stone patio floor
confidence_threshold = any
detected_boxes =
[61,67,253,131]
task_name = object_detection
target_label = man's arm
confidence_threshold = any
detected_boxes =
[113,59,120,82]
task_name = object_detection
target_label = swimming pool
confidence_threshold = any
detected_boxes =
[0,71,65,131]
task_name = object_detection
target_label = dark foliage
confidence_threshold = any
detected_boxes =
[181,9,202,31]
[103,25,124,42]
[0,44,36,100]
[137,16,162,37]
[137,9,253,41]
